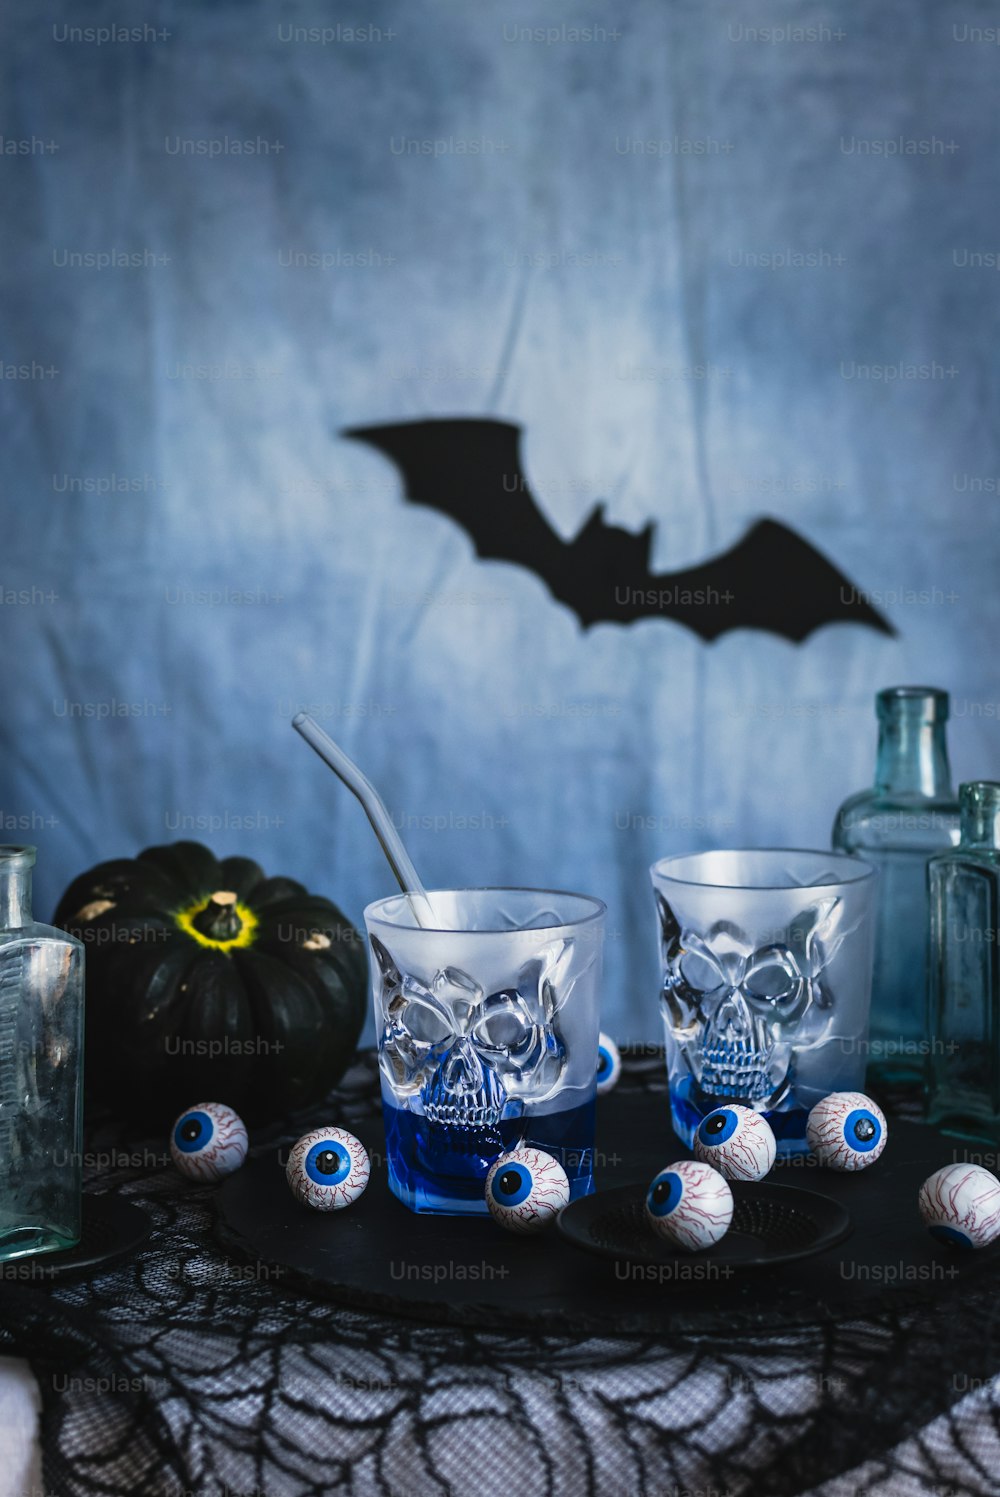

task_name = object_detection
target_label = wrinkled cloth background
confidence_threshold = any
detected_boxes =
[3,0,1000,1042]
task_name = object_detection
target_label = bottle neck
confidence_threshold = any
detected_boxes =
[875,717,952,797]
[0,868,32,928]
[959,783,1000,852]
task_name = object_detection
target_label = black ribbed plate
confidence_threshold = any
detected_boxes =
[558,1180,851,1268]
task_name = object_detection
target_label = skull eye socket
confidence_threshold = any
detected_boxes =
[743,947,800,1003]
[395,998,452,1047]
[475,1012,526,1049]
[677,950,725,992]
[473,992,535,1053]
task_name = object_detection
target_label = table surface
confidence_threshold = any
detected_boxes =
[1,1049,998,1497]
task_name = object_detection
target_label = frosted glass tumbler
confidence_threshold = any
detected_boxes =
[651,849,876,1156]
[365,887,605,1214]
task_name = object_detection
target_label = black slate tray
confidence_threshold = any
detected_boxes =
[214,1087,1000,1334]
[0,1195,153,1283]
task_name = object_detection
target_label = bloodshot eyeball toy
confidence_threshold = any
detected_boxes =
[485,1148,570,1233]
[286,1127,370,1211]
[693,1105,776,1182]
[806,1092,887,1171]
[170,1102,248,1182]
[596,1033,622,1095]
[645,1160,733,1252]
[919,1163,1000,1249]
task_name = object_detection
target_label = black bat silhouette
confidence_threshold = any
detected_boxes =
[342,418,894,642]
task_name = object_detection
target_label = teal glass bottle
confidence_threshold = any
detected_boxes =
[0,846,85,1262]
[832,687,960,1086]
[927,782,1000,1142]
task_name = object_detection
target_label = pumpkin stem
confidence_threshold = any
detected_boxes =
[190,891,243,942]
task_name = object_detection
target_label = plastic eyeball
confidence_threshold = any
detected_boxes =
[693,1105,776,1182]
[645,1160,733,1252]
[286,1127,370,1211]
[485,1147,570,1233]
[806,1091,887,1171]
[596,1033,622,1095]
[170,1102,248,1182]
[919,1163,1000,1249]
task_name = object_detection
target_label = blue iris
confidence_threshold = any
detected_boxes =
[174,1110,213,1154]
[930,1224,973,1249]
[647,1170,683,1218]
[305,1140,350,1187]
[490,1162,533,1206]
[844,1108,881,1153]
[698,1108,739,1148]
[597,1044,614,1081]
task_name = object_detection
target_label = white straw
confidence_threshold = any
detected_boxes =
[292,713,436,929]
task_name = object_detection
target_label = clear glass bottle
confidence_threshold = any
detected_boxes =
[0,846,84,1262]
[832,687,960,1086]
[927,783,1000,1142]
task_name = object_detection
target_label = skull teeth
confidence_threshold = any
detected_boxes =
[702,1047,771,1067]
[700,1046,774,1099]
[420,1042,508,1135]
[423,1101,503,1129]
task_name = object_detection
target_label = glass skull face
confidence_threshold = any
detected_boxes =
[656,892,846,1109]
[371,934,571,1158]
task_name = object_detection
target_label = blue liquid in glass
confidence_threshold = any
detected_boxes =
[670,1076,810,1156]
[381,1097,596,1214]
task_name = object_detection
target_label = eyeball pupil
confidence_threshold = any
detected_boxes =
[705,1114,727,1135]
[652,1179,671,1206]
[180,1120,201,1143]
[314,1150,340,1176]
[498,1170,523,1197]
[853,1117,876,1142]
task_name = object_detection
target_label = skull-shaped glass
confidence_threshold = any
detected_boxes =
[365,888,605,1214]
[650,850,876,1155]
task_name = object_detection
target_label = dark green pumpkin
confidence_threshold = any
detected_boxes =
[54,840,368,1129]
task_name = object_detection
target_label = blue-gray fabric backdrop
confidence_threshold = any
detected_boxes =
[3,0,999,1042]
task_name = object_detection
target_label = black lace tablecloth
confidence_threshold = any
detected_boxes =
[2,1051,1000,1497]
